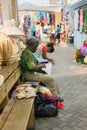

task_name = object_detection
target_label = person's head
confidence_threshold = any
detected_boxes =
[57,25,59,27]
[47,43,54,53]
[48,23,50,26]
[26,37,39,52]
[36,21,40,25]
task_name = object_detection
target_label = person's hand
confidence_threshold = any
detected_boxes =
[49,59,55,65]
[40,64,46,68]
[33,64,46,71]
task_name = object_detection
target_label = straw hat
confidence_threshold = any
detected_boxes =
[0,19,24,36]
[0,32,20,65]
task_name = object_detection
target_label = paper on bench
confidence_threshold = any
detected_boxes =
[13,85,36,99]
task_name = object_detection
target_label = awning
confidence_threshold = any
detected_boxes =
[18,2,54,12]
[71,0,87,10]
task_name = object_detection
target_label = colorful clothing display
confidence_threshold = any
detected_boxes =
[84,7,87,33]
[81,41,87,56]
[78,6,87,33]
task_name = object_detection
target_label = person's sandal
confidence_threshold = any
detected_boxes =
[56,97,64,102]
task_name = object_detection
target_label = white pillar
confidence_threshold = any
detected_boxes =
[1,0,10,23]
[49,0,57,4]
[11,0,18,24]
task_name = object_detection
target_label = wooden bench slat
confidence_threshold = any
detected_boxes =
[0,62,20,81]
[1,98,35,130]
[0,67,21,105]
[0,100,15,129]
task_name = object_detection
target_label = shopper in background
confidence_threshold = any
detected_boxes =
[31,24,36,37]
[35,21,42,43]
[56,24,61,44]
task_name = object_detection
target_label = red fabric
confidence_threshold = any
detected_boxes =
[57,102,64,110]
[42,45,48,52]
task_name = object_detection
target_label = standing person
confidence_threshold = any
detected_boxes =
[56,24,61,44]
[20,37,63,101]
[35,21,42,43]
[31,24,36,37]
[50,28,56,44]
[23,23,29,38]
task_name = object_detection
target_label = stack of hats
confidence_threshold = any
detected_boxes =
[0,20,24,65]
[0,19,24,36]
[0,33,20,65]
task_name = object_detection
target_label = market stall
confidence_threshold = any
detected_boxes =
[72,0,87,49]
[18,2,56,38]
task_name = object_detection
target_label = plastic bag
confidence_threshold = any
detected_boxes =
[34,92,58,117]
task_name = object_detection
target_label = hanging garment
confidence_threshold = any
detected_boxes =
[84,7,87,33]
[80,8,83,32]
[78,9,80,31]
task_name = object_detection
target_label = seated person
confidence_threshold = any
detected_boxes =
[34,43,55,65]
[20,37,63,101]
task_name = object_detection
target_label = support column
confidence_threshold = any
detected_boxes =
[55,12,61,28]
[49,0,57,4]
[64,0,68,4]
[11,0,18,24]
[0,1,3,24]
[1,0,10,23]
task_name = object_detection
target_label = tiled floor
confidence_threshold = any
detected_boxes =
[35,42,87,130]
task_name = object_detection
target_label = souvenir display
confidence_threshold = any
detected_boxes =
[0,19,24,36]
[0,33,20,65]
[0,20,25,65]
[81,39,87,56]
[78,6,87,33]
[84,7,87,33]
[74,39,87,64]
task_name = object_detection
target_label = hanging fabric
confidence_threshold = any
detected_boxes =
[78,9,80,31]
[79,8,83,32]
[84,7,87,33]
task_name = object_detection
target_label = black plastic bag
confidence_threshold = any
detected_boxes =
[34,92,58,117]
[35,92,46,105]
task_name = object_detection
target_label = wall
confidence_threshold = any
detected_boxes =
[55,12,61,28]
[18,0,49,5]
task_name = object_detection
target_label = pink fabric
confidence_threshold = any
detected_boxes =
[45,93,57,103]
[81,45,87,56]
[83,43,87,47]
